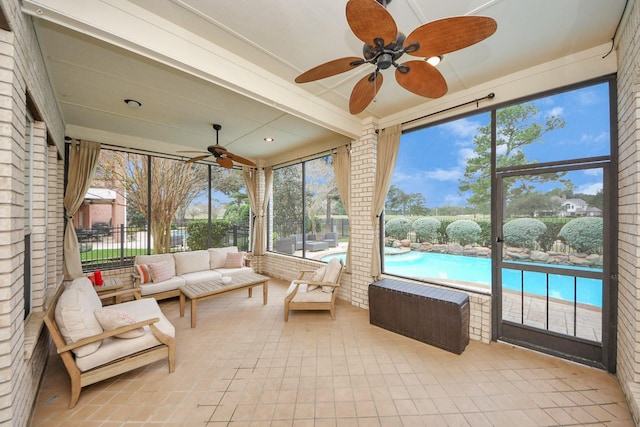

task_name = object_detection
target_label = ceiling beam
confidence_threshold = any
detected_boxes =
[22,0,363,139]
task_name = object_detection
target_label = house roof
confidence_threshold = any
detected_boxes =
[84,188,117,203]
[22,0,626,165]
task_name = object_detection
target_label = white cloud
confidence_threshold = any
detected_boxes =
[581,132,609,144]
[440,118,481,139]
[548,106,564,117]
[576,90,598,106]
[582,168,603,177]
[576,182,602,195]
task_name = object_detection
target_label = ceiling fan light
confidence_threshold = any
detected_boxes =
[426,55,443,66]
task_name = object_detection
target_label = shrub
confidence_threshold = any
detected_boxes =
[385,217,412,240]
[559,217,603,253]
[476,220,492,246]
[186,219,232,250]
[537,219,569,251]
[503,218,547,249]
[412,217,441,242]
[437,219,454,244]
[446,220,481,246]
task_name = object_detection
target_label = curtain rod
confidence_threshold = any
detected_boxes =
[399,92,495,128]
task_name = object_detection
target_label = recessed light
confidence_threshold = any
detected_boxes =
[124,99,142,108]
[264,137,275,143]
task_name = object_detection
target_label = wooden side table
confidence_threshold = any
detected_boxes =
[93,278,123,305]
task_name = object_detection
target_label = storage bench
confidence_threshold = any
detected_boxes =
[368,278,469,354]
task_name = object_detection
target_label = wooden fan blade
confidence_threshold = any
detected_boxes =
[395,61,447,98]
[226,152,256,167]
[349,72,383,115]
[406,16,497,58]
[216,157,234,169]
[186,154,211,164]
[346,0,397,47]
[295,57,364,83]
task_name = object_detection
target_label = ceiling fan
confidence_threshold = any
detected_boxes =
[182,124,256,169]
[294,0,497,114]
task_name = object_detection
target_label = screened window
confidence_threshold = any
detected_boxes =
[271,155,345,261]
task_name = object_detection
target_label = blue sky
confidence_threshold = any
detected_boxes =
[393,81,611,208]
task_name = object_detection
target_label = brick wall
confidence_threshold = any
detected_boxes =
[616,0,640,423]
[0,0,66,424]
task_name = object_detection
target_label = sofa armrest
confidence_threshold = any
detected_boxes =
[57,317,160,354]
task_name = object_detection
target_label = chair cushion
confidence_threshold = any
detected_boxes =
[55,287,103,357]
[66,277,102,311]
[135,254,176,275]
[74,298,175,372]
[180,270,222,285]
[139,276,186,297]
[321,258,342,292]
[94,308,145,339]
[209,247,239,269]
[290,286,333,303]
[174,250,210,275]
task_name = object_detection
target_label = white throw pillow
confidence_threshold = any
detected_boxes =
[307,266,326,292]
[94,308,145,339]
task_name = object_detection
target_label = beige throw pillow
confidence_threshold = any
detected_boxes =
[94,308,145,339]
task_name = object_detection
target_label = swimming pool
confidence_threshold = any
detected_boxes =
[321,251,603,307]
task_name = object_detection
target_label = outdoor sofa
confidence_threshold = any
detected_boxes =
[133,246,252,300]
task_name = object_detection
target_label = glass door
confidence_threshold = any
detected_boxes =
[494,160,614,370]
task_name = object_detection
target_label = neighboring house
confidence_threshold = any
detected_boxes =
[73,187,126,242]
[560,198,603,217]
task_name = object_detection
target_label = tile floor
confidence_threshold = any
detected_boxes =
[30,278,634,426]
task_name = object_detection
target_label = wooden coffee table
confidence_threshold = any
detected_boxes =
[179,272,269,328]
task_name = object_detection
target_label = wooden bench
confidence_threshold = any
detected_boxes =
[369,278,470,354]
[44,282,176,408]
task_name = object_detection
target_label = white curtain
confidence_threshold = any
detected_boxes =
[243,167,272,255]
[63,140,101,279]
[370,124,401,278]
[332,146,351,272]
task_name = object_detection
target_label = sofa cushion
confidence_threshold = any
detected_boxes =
[174,250,210,275]
[55,287,103,357]
[180,270,222,285]
[94,308,145,339]
[75,298,175,372]
[139,276,186,297]
[224,251,246,268]
[209,247,238,269]
[216,266,253,277]
[286,282,332,303]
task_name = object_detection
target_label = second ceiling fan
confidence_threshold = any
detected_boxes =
[184,124,256,169]
[295,0,497,114]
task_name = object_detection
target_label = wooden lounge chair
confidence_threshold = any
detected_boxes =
[284,258,344,321]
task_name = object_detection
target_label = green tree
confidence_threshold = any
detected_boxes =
[459,103,566,208]
[386,185,428,215]
[272,164,303,237]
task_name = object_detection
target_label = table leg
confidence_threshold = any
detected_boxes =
[248,287,253,298]
[179,293,185,317]
[263,281,268,304]
[191,299,198,328]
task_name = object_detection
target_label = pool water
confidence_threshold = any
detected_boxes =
[322,251,603,307]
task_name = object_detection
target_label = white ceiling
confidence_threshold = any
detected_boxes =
[22,0,626,166]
